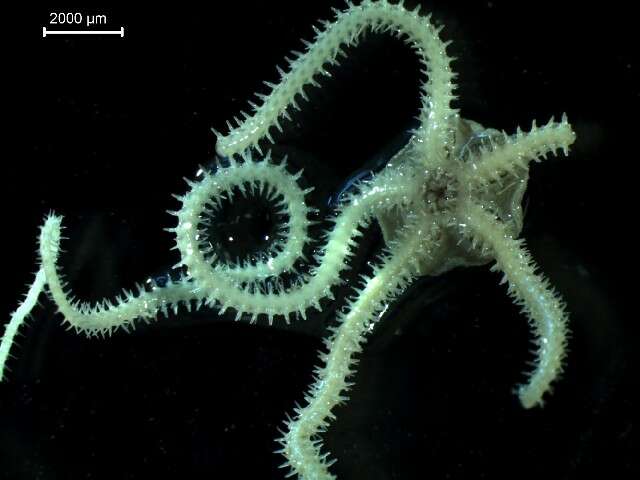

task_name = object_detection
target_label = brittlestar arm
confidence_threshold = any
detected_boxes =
[174,155,420,323]
[278,211,440,479]
[169,153,315,285]
[464,115,576,186]
[0,269,46,381]
[2,157,417,355]
[216,0,457,166]
[39,214,201,335]
[460,202,569,408]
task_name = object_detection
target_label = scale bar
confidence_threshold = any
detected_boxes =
[43,27,124,37]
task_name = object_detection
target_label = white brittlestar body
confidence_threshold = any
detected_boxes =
[2,2,576,479]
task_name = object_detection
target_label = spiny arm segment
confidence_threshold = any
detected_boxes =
[169,152,315,285]
[459,202,569,408]
[278,210,440,479]
[0,269,46,381]
[39,214,201,336]
[0,215,198,380]
[465,114,576,187]
[216,0,458,167]
[174,152,419,324]
[1,149,417,357]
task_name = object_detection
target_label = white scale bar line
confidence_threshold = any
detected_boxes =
[43,27,124,37]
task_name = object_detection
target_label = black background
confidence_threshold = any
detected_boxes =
[1,1,636,479]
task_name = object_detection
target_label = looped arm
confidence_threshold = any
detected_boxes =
[216,0,458,166]
[174,153,420,324]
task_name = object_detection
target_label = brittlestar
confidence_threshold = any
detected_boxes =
[1,1,576,479]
